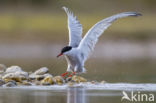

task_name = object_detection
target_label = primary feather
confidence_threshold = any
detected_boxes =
[63,7,82,47]
[78,12,141,61]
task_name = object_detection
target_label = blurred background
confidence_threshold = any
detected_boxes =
[0,0,155,83]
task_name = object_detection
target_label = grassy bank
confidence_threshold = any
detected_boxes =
[0,13,155,42]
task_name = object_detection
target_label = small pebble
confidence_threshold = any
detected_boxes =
[66,77,72,82]
[100,80,106,84]
[22,81,32,86]
[29,74,44,81]
[0,79,5,86]
[41,76,54,85]
[3,81,16,87]
[53,76,65,85]
[67,82,74,87]
[5,66,23,73]
[72,75,87,83]
[0,64,6,74]
[34,67,49,75]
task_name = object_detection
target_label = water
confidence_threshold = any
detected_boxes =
[0,83,156,103]
[0,42,156,103]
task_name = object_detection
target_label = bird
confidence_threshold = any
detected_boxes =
[57,6,141,77]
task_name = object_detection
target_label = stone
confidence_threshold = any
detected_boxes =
[67,82,74,87]
[41,76,54,85]
[5,66,23,73]
[29,74,45,81]
[22,81,32,86]
[0,75,2,79]
[34,67,49,75]
[0,64,6,74]
[53,76,65,85]
[100,80,106,84]
[34,80,41,85]
[2,71,28,82]
[3,81,16,87]
[43,73,53,78]
[91,80,98,84]
[66,77,72,82]
[72,76,87,83]
[0,79,5,86]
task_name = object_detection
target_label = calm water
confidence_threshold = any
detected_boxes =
[0,84,156,103]
[0,42,156,103]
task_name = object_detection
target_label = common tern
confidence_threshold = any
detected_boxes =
[57,7,141,77]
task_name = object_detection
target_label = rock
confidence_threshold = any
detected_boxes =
[3,81,16,87]
[29,74,45,81]
[53,76,65,85]
[22,81,32,86]
[0,75,2,79]
[5,66,23,73]
[0,79,5,86]
[2,71,28,82]
[41,76,54,85]
[15,71,29,79]
[100,80,106,84]
[91,80,98,84]
[34,67,49,75]
[72,76,87,83]
[43,73,53,78]
[66,77,72,82]
[67,82,74,87]
[34,80,41,85]
[0,64,6,74]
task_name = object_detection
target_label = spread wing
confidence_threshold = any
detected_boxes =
[78,12,141,61]
[63,7,82,47]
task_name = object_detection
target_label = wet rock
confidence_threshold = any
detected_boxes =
[5,66,23,73]
[72,76,87,83]
[43,73,53,78]
[34,80,41,85]
[3,81,16,87]
[67,82,74,87]
[41,76,54,85]
[0,75,2,79]
[53,76,65,85]
[0,79,5,86]
[100,80,106,84]
[65,77,72,82]
[2,71,28,82]
[22,81,32,86]
[90,80,98,84]
[29,74,45,81]
[0,64,6,74]
[34,67,49,75]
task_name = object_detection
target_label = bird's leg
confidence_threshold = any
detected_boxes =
[61,72,69,78]
[68,72,76,77]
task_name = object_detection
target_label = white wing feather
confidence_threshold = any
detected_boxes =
[78,12,141,61]
[63,7,82,47]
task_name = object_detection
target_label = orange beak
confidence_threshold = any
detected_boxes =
[57,53,63,58]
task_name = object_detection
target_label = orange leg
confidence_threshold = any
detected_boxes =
[68,72,76,77]
[61,72,68,77]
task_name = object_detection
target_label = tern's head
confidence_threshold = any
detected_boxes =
[57,46,72,58]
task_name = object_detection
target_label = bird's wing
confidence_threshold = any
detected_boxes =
[78,12,141,61]
[63,7,82,47]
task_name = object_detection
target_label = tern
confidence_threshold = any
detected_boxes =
[57,7,141,77]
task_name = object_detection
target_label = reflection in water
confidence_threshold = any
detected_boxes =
[0,86,156,103]
[67,87,86,103]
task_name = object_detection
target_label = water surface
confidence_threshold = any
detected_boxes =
[0,83,156,103]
